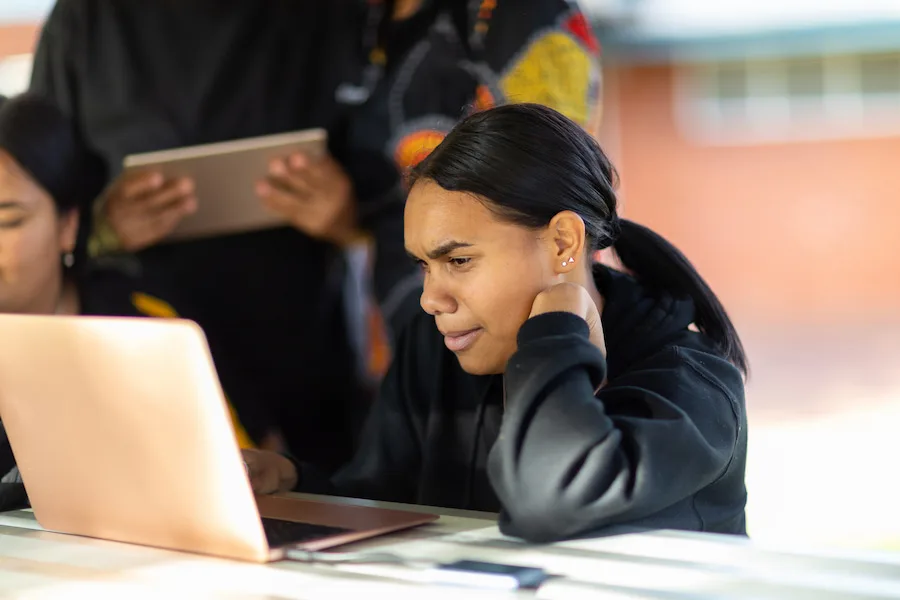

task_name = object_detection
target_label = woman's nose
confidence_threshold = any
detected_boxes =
[420,277,457,316]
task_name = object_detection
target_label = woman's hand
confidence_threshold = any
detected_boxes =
[241,449,298,494]
[256,153,364,247]
[529,282,606,356]
[97,170,197,253]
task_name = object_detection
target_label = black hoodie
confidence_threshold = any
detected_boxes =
[295,265,748,541]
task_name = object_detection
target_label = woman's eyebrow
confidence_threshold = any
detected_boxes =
[425,240,473,260]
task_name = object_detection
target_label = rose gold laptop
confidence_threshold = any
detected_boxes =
[0,314,436,562]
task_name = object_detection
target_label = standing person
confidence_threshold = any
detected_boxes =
[29,0,365,471]
[262,0,603,369]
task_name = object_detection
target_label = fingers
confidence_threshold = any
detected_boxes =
[242,450,296,495]
[143,198,196,239]
[263,157,316,200]
[255,153,358,245]
[257,163,316,224]
[142,177,196,212]
[106,171,197,250]
[111,171,195,212]
[257,180,301,221]
[277,473,296,494]
[244,452,281,495]
[583,303,607,356]
[286,152,329,187]
[286,152,309,171]
[250,468,281,495]
[276,455,299,492]
[588,325,607,357]
[116,171,165,200]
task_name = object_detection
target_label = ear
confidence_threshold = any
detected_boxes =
[57,209,79,254]
[547,210,586,274]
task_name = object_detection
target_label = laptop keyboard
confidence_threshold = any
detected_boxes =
[261,517,351,548]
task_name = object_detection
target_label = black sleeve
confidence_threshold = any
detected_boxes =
[487,312,742,542]
[294,318,424,502]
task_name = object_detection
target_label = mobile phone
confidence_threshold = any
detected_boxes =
[426,559,551,590]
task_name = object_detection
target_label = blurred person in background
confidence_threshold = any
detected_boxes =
[0,93,252,510]
[261,0,603,392]
[29,1,366,471]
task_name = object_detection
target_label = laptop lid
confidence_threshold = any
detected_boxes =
[0,315,270,561]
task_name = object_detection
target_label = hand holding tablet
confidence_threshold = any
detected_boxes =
[96,170,199,252]
[257,152,361,247]
[117,129,328,245]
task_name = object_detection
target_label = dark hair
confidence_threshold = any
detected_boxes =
[0,93,106,272]
[410,103,748,375]
[0,92,105,215]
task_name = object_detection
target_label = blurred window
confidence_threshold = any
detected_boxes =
[678,51,900,143]
[859,53,900,96]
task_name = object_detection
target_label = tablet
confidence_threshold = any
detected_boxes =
[122,129,328,241]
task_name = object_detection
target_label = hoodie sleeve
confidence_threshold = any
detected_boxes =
[487,312,742,543]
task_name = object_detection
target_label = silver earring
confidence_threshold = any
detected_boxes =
[63,252,75,268]
[562,257,575,267]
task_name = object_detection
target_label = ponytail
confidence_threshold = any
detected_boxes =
[613,219,748,376]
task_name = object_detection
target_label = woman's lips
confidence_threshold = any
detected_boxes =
[442,328,483,352]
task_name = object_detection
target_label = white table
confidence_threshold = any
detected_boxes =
[1,493,900,599]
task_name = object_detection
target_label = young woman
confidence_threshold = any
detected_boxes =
[244,104,748,542]
[0,94,252,508]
